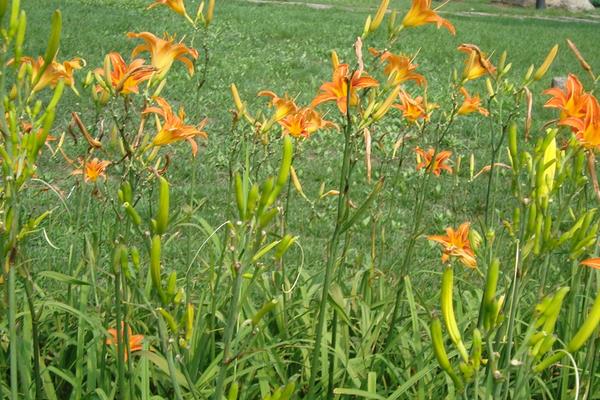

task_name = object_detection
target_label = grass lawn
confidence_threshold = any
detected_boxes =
[26,0,600,250]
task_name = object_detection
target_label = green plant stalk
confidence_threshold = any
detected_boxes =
[23,278,42,400]
[327,311,338,399]
[307,91,354,398]
[214,254,246,400]
[8,261,18,400]
[495,241,522,399]
[73,284,90,400]
[484,336,498,396]
[483,108,505,229]
[277,159,295,340]
[582,335,598,398]
[114,278,124,394]
[581,265,599,398]
[158,318,184,400]
[559,259,582,399]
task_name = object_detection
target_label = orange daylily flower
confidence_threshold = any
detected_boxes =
[458,44,496,82]
[560,95,600,150]
[457,87,489,116]
[581,258,600,270]
[96,53,155,95]
[279,107,337,138]
[544,73,590,122]
[428,222,477,268]
[415,147,453,176]
[72,158,111,183]
[392,90,435,122]
[127,32,198,79]
[106,323,144,362]
[311,63,379,114]
[144,97,208,156]
[258,90,298,121]
[401,0,456,35]
[16,56,84,92]
[148,0,187,16]
[372,49,426,86]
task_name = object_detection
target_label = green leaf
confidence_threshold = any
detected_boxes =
[138,350,189,389]
[38,271,90,286]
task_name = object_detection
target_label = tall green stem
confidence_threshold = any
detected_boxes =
[307,100,354,398]
[214,256,245,399]
[8,262,17,400]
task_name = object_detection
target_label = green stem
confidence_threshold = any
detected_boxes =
[307,93,354,398]
[214,257,245,399]
[114,268,126,400]
[495,241,521,399]
[23,277,42,400]
[8,262,18,400]
[327,312,338,400]
[158,318,184,400]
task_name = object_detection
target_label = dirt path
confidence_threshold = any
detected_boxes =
[246,0,600,24]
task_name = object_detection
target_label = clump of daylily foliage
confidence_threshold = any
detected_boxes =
[1,0,599,398]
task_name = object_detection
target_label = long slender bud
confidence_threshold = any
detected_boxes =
[566,290,600,353]
[267,135,293,205]
[368,0,389,33]
[533,44,559,81]
[124,202,142,226]
[471,329,482,370]
[431,317,464,392]
[234,173,246,220]
[155,176,170,234]
[205,0,215,26]
[251,299,278,326]
[482,258,500,330]
[150,235,167,304]
[508,122,518,171]
[441,266,469,362]
[43,10,61,65]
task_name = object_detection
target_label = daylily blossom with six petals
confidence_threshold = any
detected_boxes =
[401,0,456,35]
[279,107,337,138]
[312,63,379,114]
[392,90,435,122]
[371,49,426,87]
[560,94,600,151]
[543,73,590,122]
[16,56,84,92]
[72,158,111,183]
[428,222,477,268]
[128,32,199,79]
[258,90,298,122]
[415,147,453,176]
[96,52,155,95]
[148,0,187,16]
[457,87,489,116]
[106,323,144,362]
[458,44,496,82]
[144,97,208,156]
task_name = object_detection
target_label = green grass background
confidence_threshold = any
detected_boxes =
[25,0,600,255]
